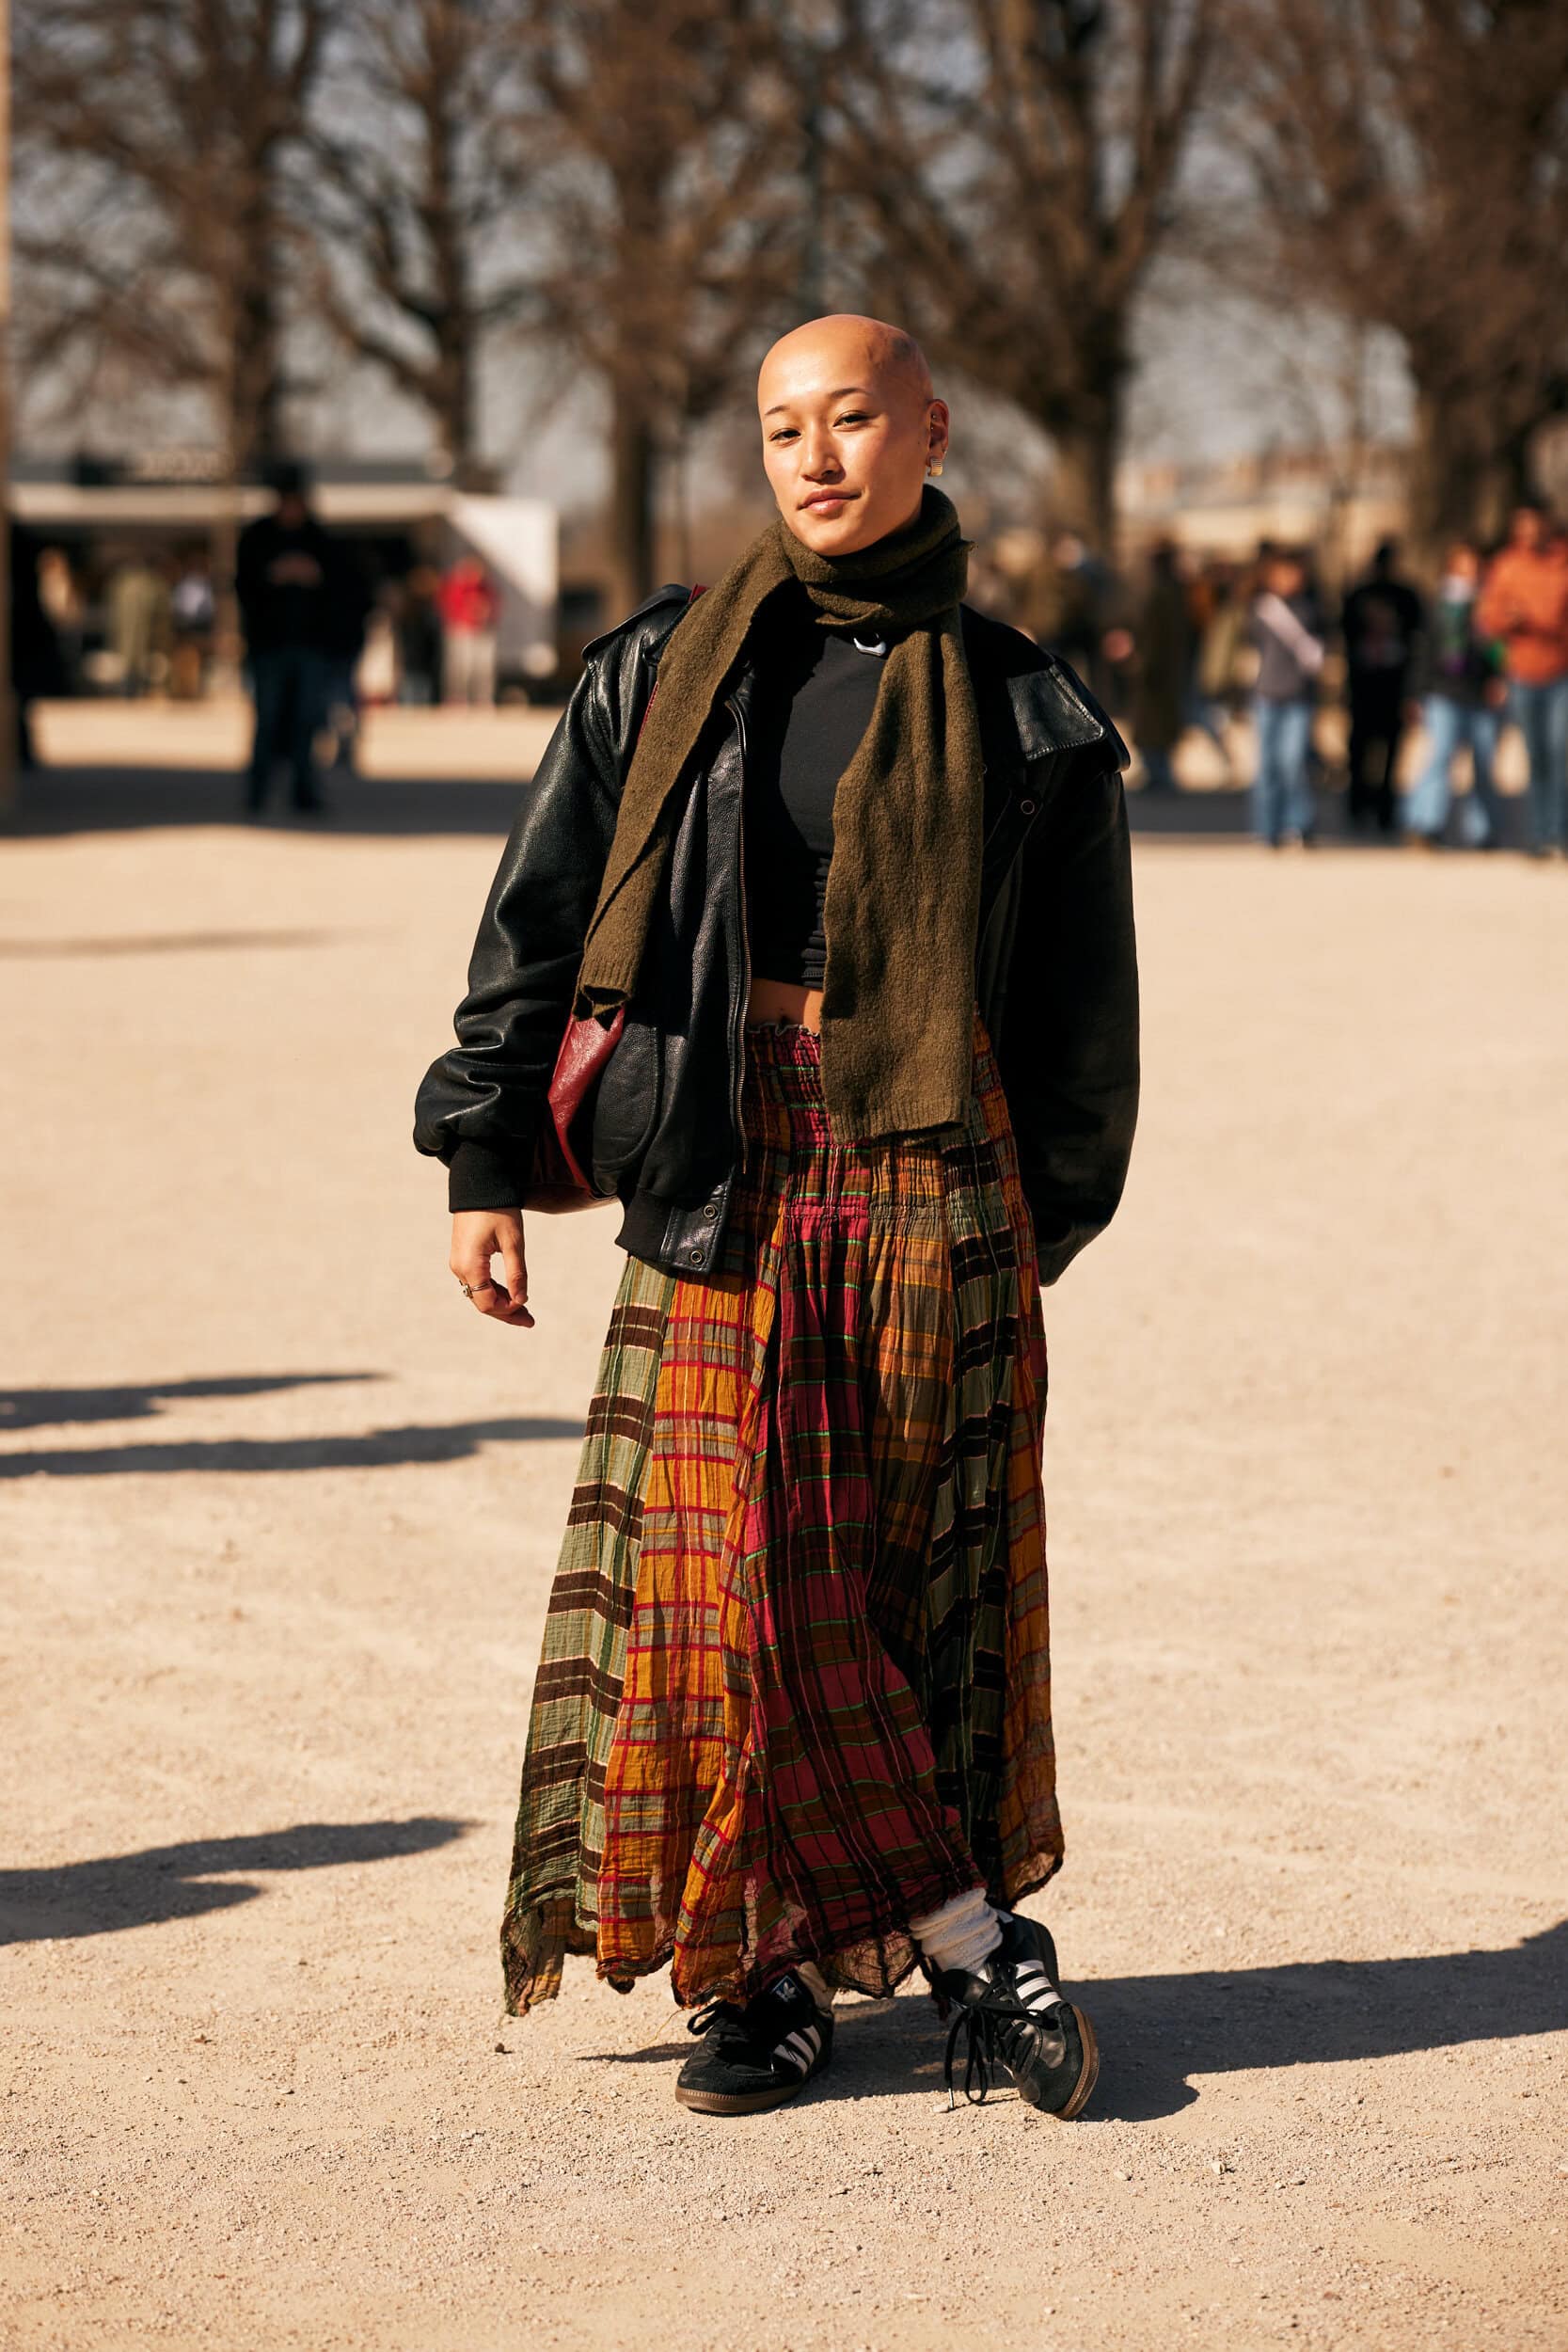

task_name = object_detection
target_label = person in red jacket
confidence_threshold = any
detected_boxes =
[1477,505,1568,854]
[438,556,500,707]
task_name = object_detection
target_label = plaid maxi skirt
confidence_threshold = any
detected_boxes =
[500,1001,1061,2016]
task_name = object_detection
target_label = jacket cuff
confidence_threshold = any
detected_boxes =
[447,1138,528,1214]
[1025,1200,1080,1288]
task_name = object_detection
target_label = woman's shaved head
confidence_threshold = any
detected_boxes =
[760,314,934,409]
[757,314,948,556]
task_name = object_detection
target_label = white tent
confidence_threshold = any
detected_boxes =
[446,496,559,682]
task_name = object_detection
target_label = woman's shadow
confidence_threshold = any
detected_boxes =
[0,1819,468,1944]
[827,1920,1568,2121]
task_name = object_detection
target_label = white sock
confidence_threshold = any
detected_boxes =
[910,1885,1005,1978]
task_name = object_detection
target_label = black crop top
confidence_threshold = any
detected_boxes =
[742,594,889,990]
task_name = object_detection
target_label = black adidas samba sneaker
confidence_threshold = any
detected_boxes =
[929,1912,1100,2118]
[674,1968,834,2115]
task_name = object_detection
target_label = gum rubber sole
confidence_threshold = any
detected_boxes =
[1037,2004,1100,2120]
[674,2077,814,2115]
[1013,2003,1100,2120]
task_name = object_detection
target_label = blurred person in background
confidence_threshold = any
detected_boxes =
[1188,559,1245,775]
[36,546,84,693]
[416,313,1140,2127]
[1249,545,1326,848]
[397,564,444,704]
[1477,503,1568,856]
[168,550,216,701]
[439,554,500,706]
[1403,539,1508,850]
[1340,539,1425,835]
[319,548,373,778]
[107,550,170,698]
[1042,530,1132,707]
[1130,540,1194,792]
[236,466,340,818]
[356,591,403,707]
[9,524,63,769]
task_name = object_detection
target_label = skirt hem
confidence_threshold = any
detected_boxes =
[499,1845,1066,2020]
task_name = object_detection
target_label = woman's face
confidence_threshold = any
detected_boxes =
[757,321,948,559]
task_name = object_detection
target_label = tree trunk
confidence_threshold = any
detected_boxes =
[1048,401,1120,559]
[1408,382,1492,561]
[207,288,246,691]
[610,388,657,618]
[1484,414,1546,539]
[435,309,480,487]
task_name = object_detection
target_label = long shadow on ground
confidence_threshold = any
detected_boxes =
[0,927,334,957]
[822,1920,1568,2122]
[0,1374,376,1434]
[0,1817,470,1944]
[10,761,1534,850]
[11,764,525,837]
[1131,787,1531,847]
[581,1922,1568,2122]
[0,1415,585,1476]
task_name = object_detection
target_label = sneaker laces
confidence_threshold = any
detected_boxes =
[685,1979,824,2078]
[686,1997,746,2040]
[942,1979,1063,2107]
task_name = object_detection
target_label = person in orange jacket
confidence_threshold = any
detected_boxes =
[1477,504,1568,854]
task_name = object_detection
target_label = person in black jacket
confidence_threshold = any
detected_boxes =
[1341,538,1425,834]
[235,469,342,817]
[415,315,1139,2125]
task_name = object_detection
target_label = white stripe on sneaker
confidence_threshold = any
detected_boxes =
[1014,1963,1062,2013]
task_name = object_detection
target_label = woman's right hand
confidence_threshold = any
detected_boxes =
[450,1211,534,1328]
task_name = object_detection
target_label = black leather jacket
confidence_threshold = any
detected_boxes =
[414,585,1140,1285]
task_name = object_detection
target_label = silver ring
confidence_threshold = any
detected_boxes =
[457,1279,475,1297]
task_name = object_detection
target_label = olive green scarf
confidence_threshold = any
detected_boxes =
[572,484,983,1142]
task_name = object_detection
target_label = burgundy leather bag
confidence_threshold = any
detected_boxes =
[521,1002,628,1213]
[521,584,705,1214]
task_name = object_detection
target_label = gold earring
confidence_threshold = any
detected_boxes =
[927,457,944,478]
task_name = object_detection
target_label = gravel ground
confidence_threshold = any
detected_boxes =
[3,723,1565,2351]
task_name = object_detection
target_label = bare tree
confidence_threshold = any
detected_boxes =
[823,0,1216,550]
[515,0,805,611]
[300,0,533,485]
[14,0,332,469]
[1215,0,1568,548]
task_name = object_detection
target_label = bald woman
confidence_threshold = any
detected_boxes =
[416,314,1140,2123]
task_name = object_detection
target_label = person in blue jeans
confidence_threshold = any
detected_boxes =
[1477,506,1568,855]
[1403,539,1508,847]
[1511,672,1568,853]
[1248,548,1326,846]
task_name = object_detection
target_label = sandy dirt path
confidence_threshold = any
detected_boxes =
[3,759,1566,2351]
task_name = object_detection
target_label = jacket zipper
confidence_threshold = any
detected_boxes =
[724,691,752,1174]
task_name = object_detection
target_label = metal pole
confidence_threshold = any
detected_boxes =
[0,0,16,821]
